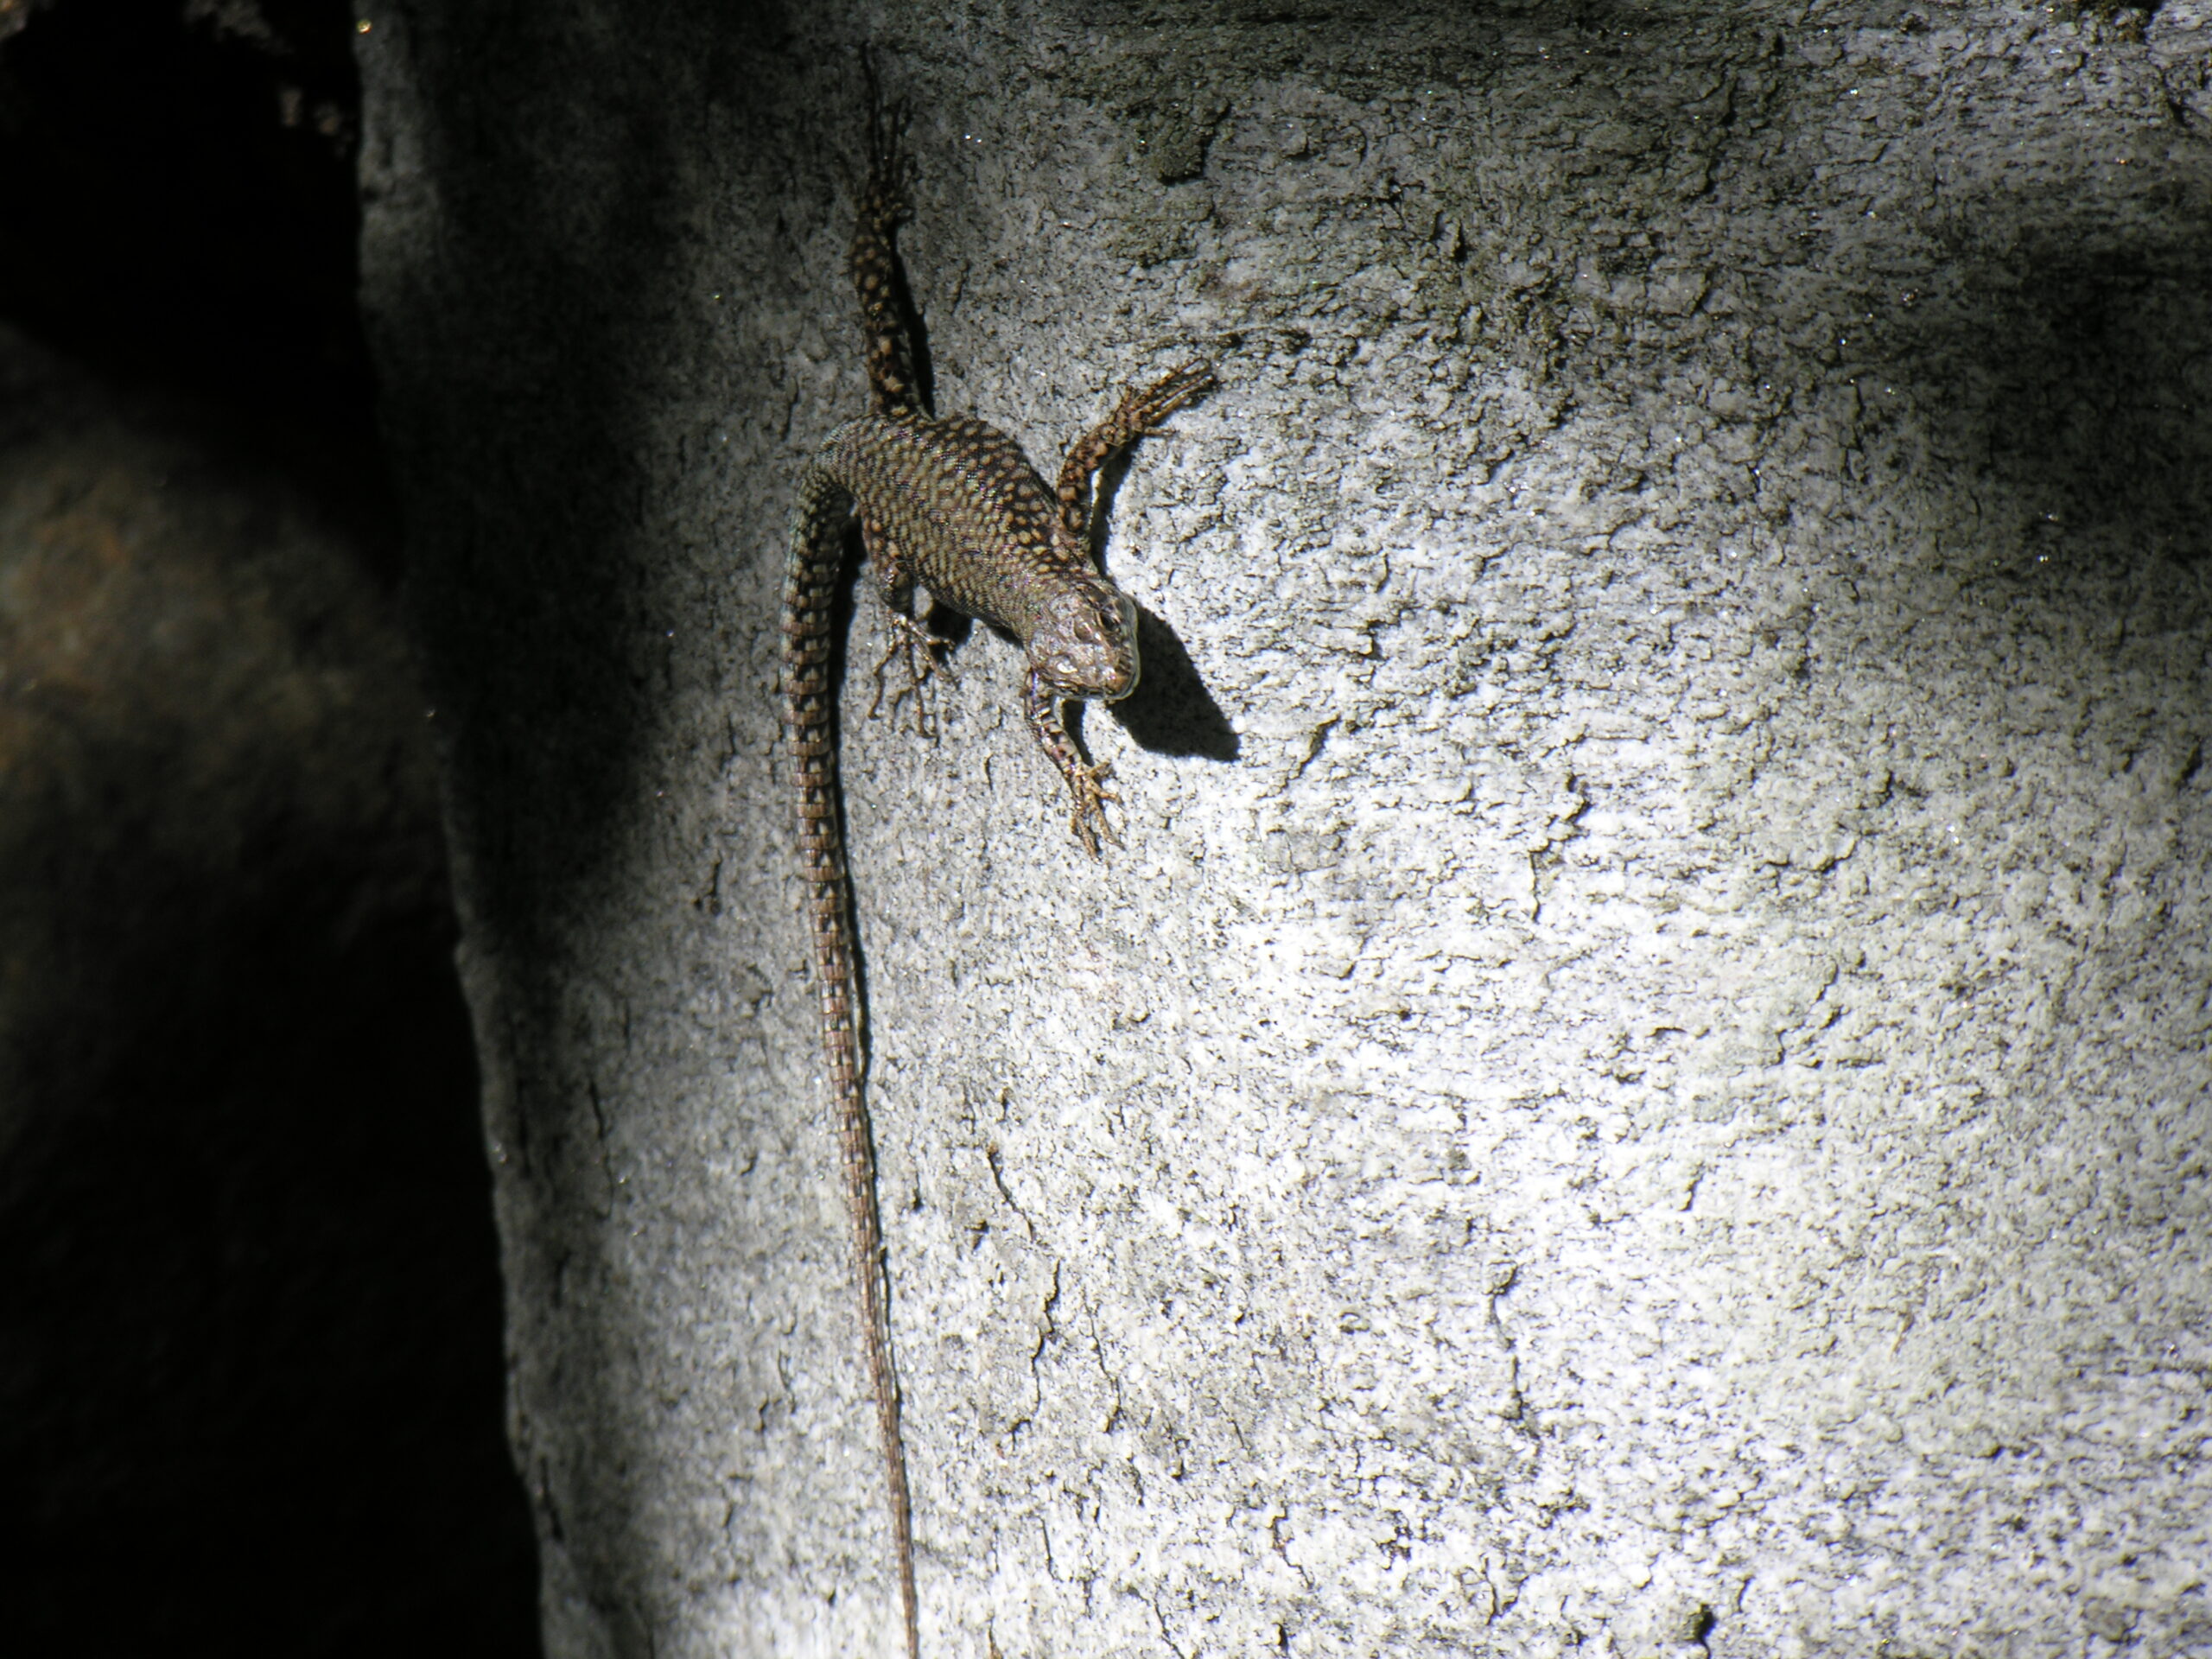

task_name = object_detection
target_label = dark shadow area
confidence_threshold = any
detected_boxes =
[1087,417,1239,763]
[0,2,541,1652]
[1849,175,2212,632]
[379,2,739,957]
[1932,213,2212,562]
[0,0,391,553]
[367,2,792,1637]
[0,878,539,1656]
[1113,604,1240,760]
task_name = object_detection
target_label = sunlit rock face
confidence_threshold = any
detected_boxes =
[361,3,2211,1656]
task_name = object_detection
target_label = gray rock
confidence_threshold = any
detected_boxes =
[359,3,2212,1654]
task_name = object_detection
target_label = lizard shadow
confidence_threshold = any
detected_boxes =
[1087,414,1239,764]
[1106,605,1236,762]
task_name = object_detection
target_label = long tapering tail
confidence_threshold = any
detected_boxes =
[783,466,920,1658]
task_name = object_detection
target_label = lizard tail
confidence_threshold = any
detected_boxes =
[784,467,922,1659]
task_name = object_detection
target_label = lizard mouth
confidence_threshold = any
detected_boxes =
[1101,594,1141,700]
[1100,657,1140,702]
[1041,656,1137,701]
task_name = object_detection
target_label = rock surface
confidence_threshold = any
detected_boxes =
[359,3,2211,1654]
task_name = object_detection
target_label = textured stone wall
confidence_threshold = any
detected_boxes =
[359,3,2212,1654]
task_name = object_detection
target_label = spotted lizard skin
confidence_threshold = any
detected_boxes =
[779,67,1211,1659]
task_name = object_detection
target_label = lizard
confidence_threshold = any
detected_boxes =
[779,63,1213,1659]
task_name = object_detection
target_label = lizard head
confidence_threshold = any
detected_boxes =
[1030,586,1141,702]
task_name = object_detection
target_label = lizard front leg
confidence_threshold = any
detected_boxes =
[1025,668,1118,856]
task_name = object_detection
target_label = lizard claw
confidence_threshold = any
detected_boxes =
[1123,360,1217,435]
[868,608,955,739]
[1025,671,1125,859]
[1053,359,1217,545]
[1067,762,1121,858]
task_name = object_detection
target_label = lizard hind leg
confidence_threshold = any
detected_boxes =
[1055,359,1217,543]
[1025,670,1121,857]
[868,605,957,740]
[864,523,955,738]
[851,50,927,417]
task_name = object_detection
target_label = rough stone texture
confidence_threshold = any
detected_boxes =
[358,2,2212,1655]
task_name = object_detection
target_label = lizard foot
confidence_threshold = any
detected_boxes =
[868,607,956,738]
[1066,761,1122,859]
[1120,360,1217,435]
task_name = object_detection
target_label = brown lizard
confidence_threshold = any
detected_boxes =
[779,65,1212,1659]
